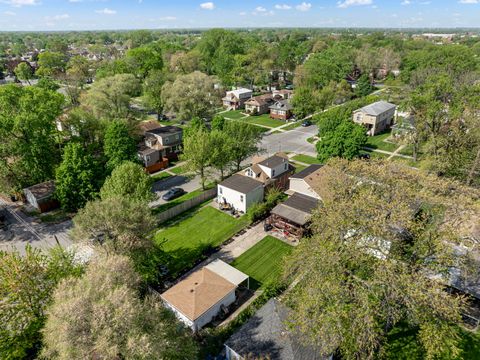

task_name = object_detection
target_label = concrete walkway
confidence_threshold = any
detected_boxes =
[363,146,414,160]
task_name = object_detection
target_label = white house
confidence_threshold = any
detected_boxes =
[217,174,264,213]
[353,101,397,136]
[222,88,253,110]
[160,260,248,332]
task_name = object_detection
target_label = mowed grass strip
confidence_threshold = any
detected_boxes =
[223,110,248,120]
[231,236,293,290]
[365,130,399,153]
[292,154,320,165]
[246,114,285,128]
[155,206,249,276]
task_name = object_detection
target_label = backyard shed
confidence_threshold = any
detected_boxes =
[23,181,59,213]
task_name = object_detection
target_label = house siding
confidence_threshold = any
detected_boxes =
[289,178,321,199]
[217,184,264,213]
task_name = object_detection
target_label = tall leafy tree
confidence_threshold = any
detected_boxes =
[355,74,374,97]
[0,85,64,193]
[0,246,83,360]
[103,121,137,171]
[14,62,34,85]
[284,159,479,360]
[224,121,263,171]
[316,121,367,162]
[143,70,166,120]
[36,51,67,78]
[125,42,163,79]
[55,142,98,212]
[100,161,153,202]
[210,130,233,180]
[182,128,213,190]
[42,255,198,360]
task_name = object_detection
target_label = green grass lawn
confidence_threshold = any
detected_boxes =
[154,206,249,276]
[169,164,191,175]
[292,162,308,173]
[223,110,248,120]
[365,130,400,153]
[246,114,285,128]
[282,121,301,131]
[360,149,390,159]
[152,188,205,215]
[292,154,320,165]
[231,236,293,290]
[151,171,172,182]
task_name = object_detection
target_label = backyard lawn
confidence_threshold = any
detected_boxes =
[231,236,293,290]
[365,130,399,153]
[292,154,320,165]
[154,206,249,276]
[245,114,285,128]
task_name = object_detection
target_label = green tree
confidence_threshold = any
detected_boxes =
[103,121,137,171]
[143,70,166,120]
[42,255,198,360]
[210,130,233,180]
[355,74,374,97]
[125,42,163,79]
[66,55,90,86]
[284,159,478,360]
[36,51,67,78]
[182,128,213,190]
[316,121,367,162]
[0,246,83,360]
[100,161,153,202]
[161,71,221,122]
[83,73,141,120]
[211,114,226,131]
[291,86,317,119]
[55,142,98,212]
[0,85,64,193]
[14,62,34,85]
[35,77,60,92]
[224,121,263,171]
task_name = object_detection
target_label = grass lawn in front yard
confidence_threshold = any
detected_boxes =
[360,149,390,159]
[245,114,285,128]
[365,130,400,153]
[151,171,172,182]
[292,162,307,173]
[154,206,249,276]
[223,110,248,120]
[169,164,191,175]
[231,236,293,290]
[282,121,302,131]
[292,154,320,165]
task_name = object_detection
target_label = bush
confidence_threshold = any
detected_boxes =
[247,202,268,223]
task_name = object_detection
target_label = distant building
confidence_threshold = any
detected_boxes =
[244,94,274,115]
[222,88,253,110]
[23,181,59,213]
[353,101,396,136]
[269,100,293,121]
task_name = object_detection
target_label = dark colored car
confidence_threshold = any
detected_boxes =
[358,153,371,160]
[301,120,312,127]
[161,187,186,201]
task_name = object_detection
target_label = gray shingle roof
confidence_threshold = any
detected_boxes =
[269,99,293,111]
[357,101,396,116]
[225,299,330,360]
[219,174,263,194]
[146,126,182,136]
[258,154,288,169]
[271,193,319,225]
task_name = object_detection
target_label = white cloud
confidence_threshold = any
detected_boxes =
[337,0,373,8]
[52,13,70,20]
[255,6,267,12]
[459,0,478,3]
[275,4,292,10]
[296,2,312,11]
[4,10,16,15]
[200,2,215,10]
[401,0,411,4]
[160,16,177,21]
[1,0,39,7]
[95,8,116,15]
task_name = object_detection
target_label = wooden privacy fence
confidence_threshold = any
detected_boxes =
[156,187,217,224]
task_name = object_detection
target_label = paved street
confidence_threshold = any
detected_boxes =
[0,200,72,255]
[150,174,202,207]
[260,124,318,157]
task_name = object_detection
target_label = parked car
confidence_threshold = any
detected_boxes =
[162,187,186,201]
[358,153,371,160]
[301,120,312,127]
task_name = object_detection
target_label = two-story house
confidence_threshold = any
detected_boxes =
[269,100,293,121]
[352,101,396,136]
[222,88,253,110]
[137,124,183,173]
[244,94,275,115]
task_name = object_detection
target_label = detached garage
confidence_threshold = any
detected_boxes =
[160,260,249,332]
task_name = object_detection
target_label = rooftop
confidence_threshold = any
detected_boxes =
[23,180,55,200]
[269,99,293,111]
[257,154,289,169]
[271,193,319,226]
[146,125,182,136]
[205,259,249,287]
[219,174,263,194]
[356,101,396,116]
[225,298,330,360]
[160,267,236,321]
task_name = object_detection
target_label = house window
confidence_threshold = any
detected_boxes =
[240,195,244,203]
[284,163,287,170]
[272,169,276,177]
[219,187,223,195]
[165,138,169,144]
[146,156,150,162]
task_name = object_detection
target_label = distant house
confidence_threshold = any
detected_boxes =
[269,100,293,121]
[137,124,182,173]
[218,174,264,213]
[243,153,294,191]
[222,88,253,110]
[244,94,274,115]
[268,165,325,239]
[225,298,332,360]
[352,101,396,136]
[160,260,249,332]
[23,181,59,213]
[272,89,294,100]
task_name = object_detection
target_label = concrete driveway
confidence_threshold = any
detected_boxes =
[150,174,202,208]
[260,124,318,157]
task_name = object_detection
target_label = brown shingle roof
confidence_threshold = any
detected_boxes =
[24,181,55,200]
[160,268,236,321]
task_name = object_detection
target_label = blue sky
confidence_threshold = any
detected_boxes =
[0,1,479,31]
